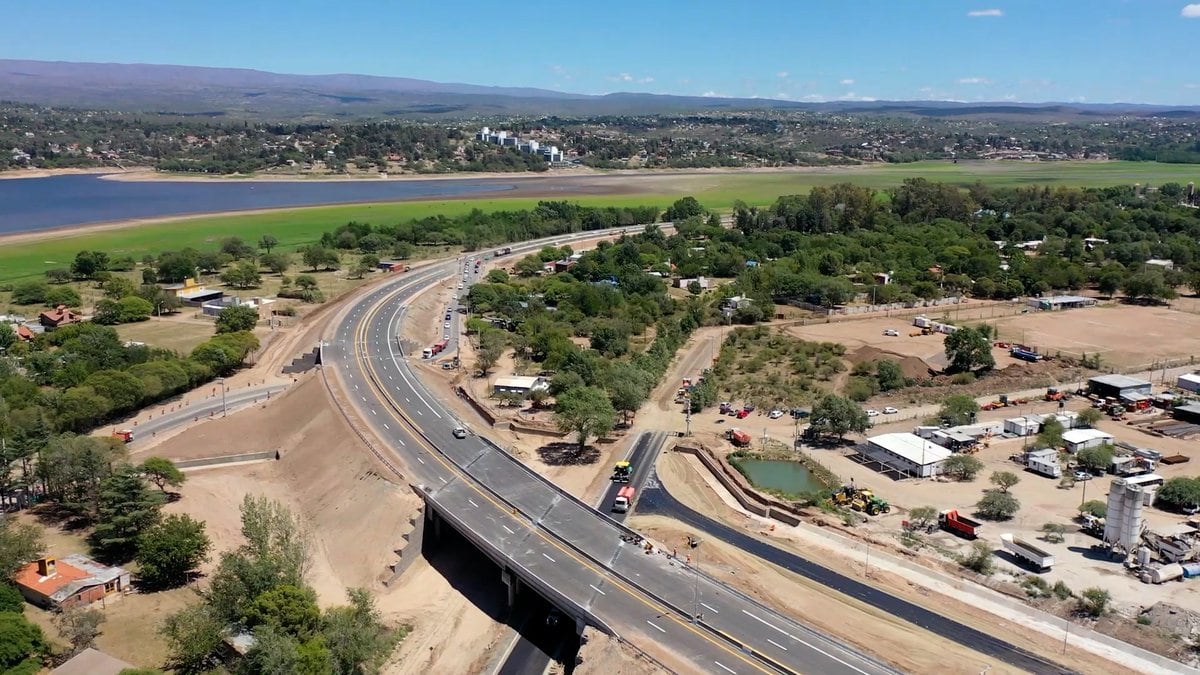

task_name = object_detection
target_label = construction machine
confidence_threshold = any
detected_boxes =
[611,461,632,483]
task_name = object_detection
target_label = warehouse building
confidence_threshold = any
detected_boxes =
[862,433,952,478]
[1087,374,1152,400]
[1062,429,1115,453]
[1176,373,1200,393]
[492,375,549,397]
[1027,295,1097,311]
[1174,403,1200,425]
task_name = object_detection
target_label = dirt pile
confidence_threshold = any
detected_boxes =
[847,345,932,381]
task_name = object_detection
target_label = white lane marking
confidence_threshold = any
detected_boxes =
[645,620,666,634]
[714,661,736,674]
[767,638,788,651]
[740,610,870,674]
[416,456,424,464]
[467,498,479,508]
[700,602,719,614]
[360,396,366,402]
[405,397,411,403]
[371,409,377,416]
[397,438,406,446]
[354,384,359,390]
[541,552,556,563]
[589,584,606,596]
[383,423,390,430]
[502,525,514,534]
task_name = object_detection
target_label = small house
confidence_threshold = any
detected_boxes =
[38,305,81,329]
[1062,429,1114,454]
[492,375,550,397]
[14,555,130,610]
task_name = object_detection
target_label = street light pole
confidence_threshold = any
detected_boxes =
[217,377,228,417]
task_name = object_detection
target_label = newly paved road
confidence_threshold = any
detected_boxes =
[325,229,895,675]
[125,384,288,445]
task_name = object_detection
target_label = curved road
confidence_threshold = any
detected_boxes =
[324,230,894,675]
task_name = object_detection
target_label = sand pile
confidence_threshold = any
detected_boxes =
[847,345,933,380]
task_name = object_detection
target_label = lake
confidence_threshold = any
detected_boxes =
[733,458,824,496]
[0,174,517,234]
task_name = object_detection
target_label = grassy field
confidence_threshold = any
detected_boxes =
[1,160,1196,284]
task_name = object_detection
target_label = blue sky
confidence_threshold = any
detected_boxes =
[4,0,1200,104]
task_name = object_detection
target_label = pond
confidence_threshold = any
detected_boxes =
[733,458,825,496]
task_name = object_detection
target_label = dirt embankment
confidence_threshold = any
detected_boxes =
[162,375,508,673]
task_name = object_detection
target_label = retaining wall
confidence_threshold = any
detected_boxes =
[175,450,279,470]
[455,386,498,426]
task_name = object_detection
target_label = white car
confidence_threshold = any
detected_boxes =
[768,409,784,419]
[866,409,880,417]
[458,283,464,289]
[444,322,450,329]
[883,329,899,337]
[882,406,899,414]
[452,427,468,439]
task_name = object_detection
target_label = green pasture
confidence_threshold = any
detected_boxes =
[1,161,1196,284]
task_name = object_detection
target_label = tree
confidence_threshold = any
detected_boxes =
[245,584,321,638]
[53,606,105,656]
[206,496,311,624]
[261,252,292,276]
[976,491,1020,520]
[906,506,938,530]
[663,196,705,221]
[301,246,339,271]
[959,541,994,575]
[140,456,186,493]
[0,518,44,579]
[1036,418,1065,449]
[475,328,506,376]
[1077,407,1103,427]
[1123,269,1177,304]
[71,250,110,279]
[943,327,995,372]
[1077,587,1111,618]
[89,465,164,561]
[258,235,279,254]
[937,394,979,426]
[943,454,984,481]
[0,323,15,352]
[45,285,82,308]
[485,268,509,284]
[1076,444,1115,474]
[240,626,325,675]
[322,587,401,675]
[809,394,870,440]
[990,471,1021,493]
[103,276,137,300]
[136,514,210,588]
[1079,500,1107,518]
[0,612,47,672]
[221,237,256,260]
[554,386,617,450]
[875,360,908,391]
[162,603,224,674]
[216,305,260,334]
[0,583,23,613]
[11,281,49,305]
[221,260,262,289]
[1157,477,1200,512]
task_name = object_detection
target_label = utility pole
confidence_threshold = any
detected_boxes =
[217,377,228,417]
[684,396,692,437]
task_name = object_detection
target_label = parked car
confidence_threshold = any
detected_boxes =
[866,409,880,417]
[1073,470,1092,481]
[736,409,751,419]
[768,409,784,419]
[743,403,757,413]
[452,427,468,439]
[882,406,899,414]
[883,329,899,337]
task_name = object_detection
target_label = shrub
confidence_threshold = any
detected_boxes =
[950,372,976,385]
[976,491,1020,520]
[960,541,994,575]
[1079,500,1107,518]
[1022,575,1051,598]
[1076,587,1110,618]
[1052,581,1073,600]
[1041,523,1067,543]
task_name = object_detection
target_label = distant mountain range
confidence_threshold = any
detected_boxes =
[3,59,1199,120]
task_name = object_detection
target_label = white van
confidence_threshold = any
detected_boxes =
[422,347,433,359]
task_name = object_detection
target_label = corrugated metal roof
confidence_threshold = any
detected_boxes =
[1089,374,1151,389]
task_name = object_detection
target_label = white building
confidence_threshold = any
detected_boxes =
[1145,259,1175,270]
[492,375,550,397]
[1177,373,1200,393]
[862,433,952,478]
[675,276,711,290]
[1062,428,1114,453]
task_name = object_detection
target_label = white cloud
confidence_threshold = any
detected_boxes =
[775,92,791,100]
[619,73,633,82]
[957,77,992,85]
[639,76,654,83]
[1183,4,1200,18]
[836,92,877,101]
[550,65,565,74]
[840,79,855,85]
[967,8,1003,17]
[777,71,789,78]
[701,91,721,97]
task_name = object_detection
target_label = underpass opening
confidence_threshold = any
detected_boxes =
[421,510,582,673]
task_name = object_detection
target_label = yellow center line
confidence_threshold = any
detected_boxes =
[350,276,793,675]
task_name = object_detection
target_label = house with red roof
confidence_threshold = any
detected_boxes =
[14,555,130,609]
[38,305,81,329]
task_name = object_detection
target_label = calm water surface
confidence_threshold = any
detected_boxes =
[734,458,824,495]
[0,174,516,234]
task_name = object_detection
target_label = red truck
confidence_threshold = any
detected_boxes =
[430,339,449,356]
[613,486,636,513]
[725,428,751,447]
[939,509,983,539]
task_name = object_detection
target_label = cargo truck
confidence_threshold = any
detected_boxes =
[1001,533,1055,571]
[612,486,635,513]
[939,509,983,539]
[725,428,751,447]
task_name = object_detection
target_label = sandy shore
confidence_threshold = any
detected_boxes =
[0,167,144,180]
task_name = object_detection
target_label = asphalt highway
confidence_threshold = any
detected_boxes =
[125,384,288,445]
[326,229,896,675]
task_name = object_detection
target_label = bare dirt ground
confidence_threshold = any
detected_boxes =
[650,451,1133,674]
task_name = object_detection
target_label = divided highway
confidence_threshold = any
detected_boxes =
[324,229,895,675]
